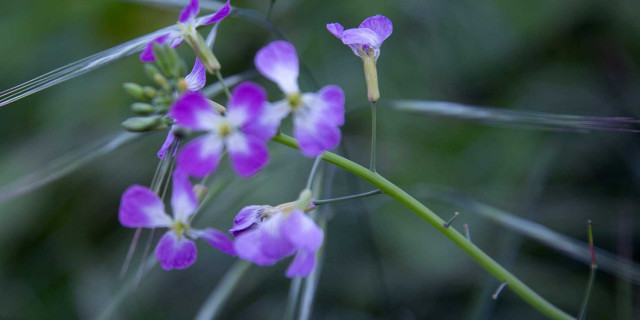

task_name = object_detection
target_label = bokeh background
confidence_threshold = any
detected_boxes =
[1,0,639,319]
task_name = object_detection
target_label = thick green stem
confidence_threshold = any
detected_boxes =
[272,133,574,320]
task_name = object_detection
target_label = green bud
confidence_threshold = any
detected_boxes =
[144,63,163,80]
[122,83,147,100]
[153,74,169,89]
[164,45,185,79]
[142,86,157,99]
[121,116,163,132]
[152,43,173,77]
[193,184,208,203]
[130,103,155,115]
[184,30,221,73]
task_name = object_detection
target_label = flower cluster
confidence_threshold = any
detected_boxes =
[119,0,390,278]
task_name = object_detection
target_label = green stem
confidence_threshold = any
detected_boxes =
[370,100,377,172]
[272,133,574,320]
[194,260,252,320]
[313,189,381,206]
[215,70,232,100]
[305,155,323,190]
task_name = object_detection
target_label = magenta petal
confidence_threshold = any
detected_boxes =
[185,58,206,92]
[140,33,183,62]
[229,205,264,237]
[197,228,236,255]
[119,185,172,228]
[178,0,199,23]
[170,170,198,222]
[315,85,345,126]
[227,133,269,178]
[294,113,342,157]
[169,92,219,131]
[326,23,344,39]
[282,210,324,252]
[198,0,231,26]
[341,28,381,48]
[359,15,393,43]
[177,134,223,178]
[234,230,279,265]
[155,232,198,270]
[226,82,267,127]
[157,127,177,159]
[285,250,316,278]
[254,41,300,95]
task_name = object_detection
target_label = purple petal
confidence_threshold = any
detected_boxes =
[197,0,231,26]
[242,101,288,143]
[254,41,300,95]
[326,23,344,39]
[229,205,264,237]
[234,229,279,265]
[282,210,324,252]
[257,214,297,260]
[140,33,184,62]
[155,231,197,270]
[178,0,199,23]
[177,134,223,178]
[294,110,342,157]
[169,91,219,131]
[359,15,393,43]
[185,58,206,92]
[170,170,198,222]
[341,28,381,49]
[157,127,177,159]
[226,82,267,128]
[119,185,172,228]
[285,250,316,278]
[226,133,269,178]
[193,228,236,255]
[315,85,345,126]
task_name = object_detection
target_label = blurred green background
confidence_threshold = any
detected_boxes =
[1,0,639,319]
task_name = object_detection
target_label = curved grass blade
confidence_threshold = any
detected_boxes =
[0,132,140,203]
[391,100,640,133]
[414,185,640,284]
[0,25,180,108]
[194,260,252,320]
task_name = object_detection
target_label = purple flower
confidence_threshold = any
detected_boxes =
[170,82,278,178]
[139,0,231,62]
[119,171,235,270]
[326,15,392,61]
[231,192,323,277]
[255,41,345,157]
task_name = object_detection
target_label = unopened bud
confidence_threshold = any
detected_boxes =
[121,116,163,132]
[130,102,154,115]
[142,86,157,99]
[123,83,147,100]
[193,184,208,203]
[144,64,163,80]
[184,31,221,73]
[209,100,226,114]
[153,73,169,89]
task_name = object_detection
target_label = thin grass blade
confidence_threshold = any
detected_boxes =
[414,185,640,284]
[391,100,640,133]
[194,260,252,320]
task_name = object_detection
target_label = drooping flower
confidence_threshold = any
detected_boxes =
[326,15,393,102]
[232,190,323,277]
[254,41,345,157]
[170,82,278,178]
[139,0,231,73]
[119,171,235,270]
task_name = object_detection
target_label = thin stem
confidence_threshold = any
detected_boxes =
[194,260,252,320]
[215,70,232,100]
[272,133,574,320]
[370,100,377,172]
[284,277,303,320]
[266,0,276,18]
[578,220,598,320]
[305,156,323,190]
[119,228,142,278]
[297,210,327,320]
[313,189,381,206]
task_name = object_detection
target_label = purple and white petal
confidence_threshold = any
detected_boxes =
[197,0,231,26]
[341,28,381,49]
[140,32,184,62]
[281,210,324,252]
[191,228,236,255]
[359,15,393,43]
[178,0,200,23]
[326,23,344,39]
[170,170,198,222]
[155,231,198,270]
[157,126,177,159]
[185,58,207,92]
[226,133,269,178]
[313,85,345,126]
[242,100,288,143]
[257,214,297,260]
[229,205,264,237]
[119,185,172,228]
[234,229,279,265]
[226,82,267,128]
[169,91,219,131]
[177,134,224,178]
[294,112,342,157]
[254,41,300,95]
[285,250,316,278]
